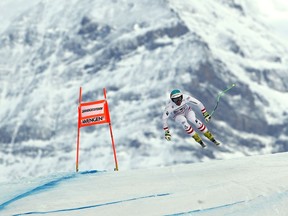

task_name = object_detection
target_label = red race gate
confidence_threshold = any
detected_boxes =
[76,87,119,172]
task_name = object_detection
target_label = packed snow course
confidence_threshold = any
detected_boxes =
[1,152,288,216]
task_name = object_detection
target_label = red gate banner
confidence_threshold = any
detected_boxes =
[79,100,110,127]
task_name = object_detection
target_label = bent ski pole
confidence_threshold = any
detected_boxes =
[210,84,236,117]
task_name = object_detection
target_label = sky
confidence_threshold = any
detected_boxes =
[0,0,41,32]
[1,152,288,216]
[241,0,288,43]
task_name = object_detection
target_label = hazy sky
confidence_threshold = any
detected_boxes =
[243,0,288,43]
[0,0,42,32]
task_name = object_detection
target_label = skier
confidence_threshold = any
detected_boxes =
[162,89,220,148]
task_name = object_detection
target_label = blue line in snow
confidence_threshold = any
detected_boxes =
[0,170,101,211]
[14,193,171,216]
[165,200,245,216]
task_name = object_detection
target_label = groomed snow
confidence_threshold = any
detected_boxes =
[1,152,288,216]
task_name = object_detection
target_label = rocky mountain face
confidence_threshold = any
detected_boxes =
[0,0,287,181]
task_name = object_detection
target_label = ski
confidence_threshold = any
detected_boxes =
[213,140,221,146]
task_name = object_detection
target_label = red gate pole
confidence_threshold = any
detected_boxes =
[76,87,82,172]
[103,88,119,171]
[109,122,119,171]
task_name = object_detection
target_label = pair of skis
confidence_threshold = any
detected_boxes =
[198,139,220,148]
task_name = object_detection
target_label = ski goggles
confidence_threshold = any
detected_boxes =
[171,95,183,103]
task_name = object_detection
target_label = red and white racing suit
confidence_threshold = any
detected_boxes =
[162,94,208,136]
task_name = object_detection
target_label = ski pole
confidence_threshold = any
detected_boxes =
[210,83,236,117]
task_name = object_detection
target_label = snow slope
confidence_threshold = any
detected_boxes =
[1,152,288,216]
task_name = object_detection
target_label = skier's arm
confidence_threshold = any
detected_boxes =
[162,106,172,141]
[186,95,211,122]
[162,107,170,131]
[186,95,207,113]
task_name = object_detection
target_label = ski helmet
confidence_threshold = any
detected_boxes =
[170,89,183,105]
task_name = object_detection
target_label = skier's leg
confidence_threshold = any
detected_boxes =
[186,110,220,145]
[174,115,195,135]
[203,131,220,145]
[174,115,206,148]
[185,109,207,132]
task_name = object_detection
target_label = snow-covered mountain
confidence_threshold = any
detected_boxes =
[0,0,288,182]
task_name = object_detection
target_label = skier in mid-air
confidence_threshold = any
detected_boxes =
[162,89,220,148]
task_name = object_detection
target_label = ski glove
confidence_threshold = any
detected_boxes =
[203,111,211,122]
[164,130,171,141]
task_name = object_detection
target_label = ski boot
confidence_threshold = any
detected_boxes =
[192,133,206,148]
[204,131,220,146]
